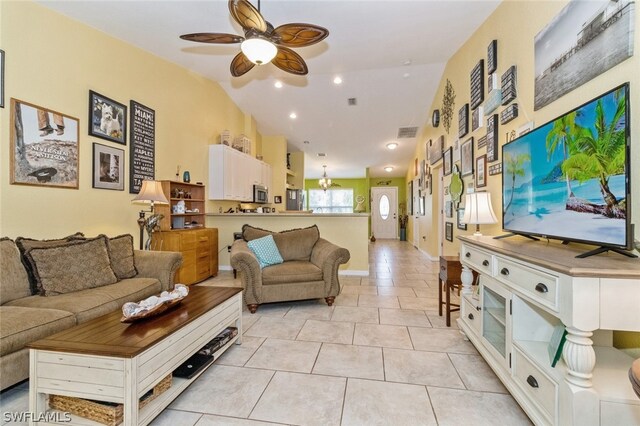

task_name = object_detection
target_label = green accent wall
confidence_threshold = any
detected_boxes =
[304,178,371,212]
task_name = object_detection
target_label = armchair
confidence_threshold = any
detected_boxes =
[230,225,350,313]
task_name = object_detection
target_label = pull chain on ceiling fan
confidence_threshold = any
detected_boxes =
[180,0,329,77]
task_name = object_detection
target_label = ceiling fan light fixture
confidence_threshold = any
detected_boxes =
[240,37,277,65]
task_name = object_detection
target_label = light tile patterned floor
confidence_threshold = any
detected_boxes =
[0,240,531,426]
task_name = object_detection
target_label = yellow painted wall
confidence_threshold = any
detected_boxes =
[262,135,288,209]
[406,0,640,346]
[408,0,640,260]
[0,1,259,244]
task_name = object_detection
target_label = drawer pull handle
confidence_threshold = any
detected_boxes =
[468,313,474,320]
[526,375,539,388]
[500,268,510,276]
[482,260,489,267]
[465,252,471,258]
[535,283,548,293]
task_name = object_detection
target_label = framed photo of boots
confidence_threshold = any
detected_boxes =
[10,98,79,189]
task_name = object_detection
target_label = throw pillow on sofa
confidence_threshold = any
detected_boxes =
[0,238,32,304]
[24,235,118,296]
[247,235,284,269]
[242,224,320,261]
[15,232,85,294]
[106,234,137,279]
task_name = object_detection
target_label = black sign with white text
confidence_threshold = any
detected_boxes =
[129,101,155,193]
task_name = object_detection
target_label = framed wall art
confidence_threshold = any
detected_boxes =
[470,59,484,110]
[501,65,517,105]
[445,222,453,242]
[445,201,453,218]
[429,136,444,165]
[486,114,499,162]
[274,195,282,204]
[458,103,469,138]
[460,137,474,177]
[89,90,127,144]
[487,40,498,74]
[93,143,124,191]
[443,147,452,176]
[457,208,467,231]
[472,106,484,131]
[10,99,79,189]
[129,100,155,193]
[476,154,487,188]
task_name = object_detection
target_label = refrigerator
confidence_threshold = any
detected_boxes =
[286,189,304,211]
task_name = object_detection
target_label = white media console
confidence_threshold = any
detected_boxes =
[457,235,640,426]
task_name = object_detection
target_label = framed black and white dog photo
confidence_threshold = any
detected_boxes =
[93,143,124,191]
[89,91,127,145]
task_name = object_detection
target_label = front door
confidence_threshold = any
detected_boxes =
[371,187,398,239]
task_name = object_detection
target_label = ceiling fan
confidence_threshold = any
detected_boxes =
[180,0,329,77]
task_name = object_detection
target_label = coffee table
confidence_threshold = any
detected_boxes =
[28,286,242,425]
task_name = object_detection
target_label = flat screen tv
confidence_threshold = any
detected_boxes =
[501,83,632,257]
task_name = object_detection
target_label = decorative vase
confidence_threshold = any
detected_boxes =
[183,171,190,183]
[400,228,407,241]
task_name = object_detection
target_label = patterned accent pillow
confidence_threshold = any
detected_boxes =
[106,234,137,279]
[247,235,284,269]
[15,233,85,294]
[24,236,118,296]
[0,238,32,304]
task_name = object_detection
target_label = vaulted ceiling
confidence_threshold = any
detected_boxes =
[39,0,501,178]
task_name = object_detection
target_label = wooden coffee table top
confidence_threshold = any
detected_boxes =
[28,286,242,358]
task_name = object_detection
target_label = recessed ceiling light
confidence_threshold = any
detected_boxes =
[274,81,283,88]
[386,142,398,150]
[403,59,412,66]
[384,166,394,172]
[403,73,410,79]
[289,112,297,119]
[333,76,343,85]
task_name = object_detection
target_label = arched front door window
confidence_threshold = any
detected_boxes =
[379,195,390,220]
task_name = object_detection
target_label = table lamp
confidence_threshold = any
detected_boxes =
[131,180,169,249]
[462,191,498,236]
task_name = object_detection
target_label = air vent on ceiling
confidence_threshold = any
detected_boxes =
[397,126,419,139]
[348,98,357,106]
[317,153,326,157]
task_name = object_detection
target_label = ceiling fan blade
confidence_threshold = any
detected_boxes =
[230,51,256,77]
[228,0,267,33]
[273,23,329,48]
[272,46,308,75]
[180,32,244,44]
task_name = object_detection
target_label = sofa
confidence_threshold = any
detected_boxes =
[0,234,182,390]
[230,225,350,313]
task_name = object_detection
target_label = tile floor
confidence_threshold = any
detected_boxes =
[0,240,532,425]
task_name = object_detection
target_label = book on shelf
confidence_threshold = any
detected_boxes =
[548,324,568,368]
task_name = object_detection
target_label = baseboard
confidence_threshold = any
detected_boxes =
[417,247,439,261]
[339,270,370,277]
[219,265,233,271]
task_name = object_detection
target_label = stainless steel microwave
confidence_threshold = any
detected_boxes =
[253,185,268,204]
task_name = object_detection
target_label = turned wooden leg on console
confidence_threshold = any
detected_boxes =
[325,296,335,306]
[247,304,258,314]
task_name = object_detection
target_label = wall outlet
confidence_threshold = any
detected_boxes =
[227,245,232,253]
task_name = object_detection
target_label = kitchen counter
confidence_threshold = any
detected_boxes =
[207,213,370,217]
[206,213,369,275]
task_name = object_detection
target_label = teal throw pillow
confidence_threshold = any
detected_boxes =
[247,235,284,269]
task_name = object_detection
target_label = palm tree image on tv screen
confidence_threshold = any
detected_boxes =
[503,85,628,247]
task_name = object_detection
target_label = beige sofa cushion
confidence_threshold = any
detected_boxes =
[243,225,320,261]
[7,277,160,324]
[15,233,85,294]
[0,306,76,356]
[0,238,32,305]
[106,234,137,279]
[24,236,118,296]
[262,260,323,285]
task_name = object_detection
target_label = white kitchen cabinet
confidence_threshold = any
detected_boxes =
[209,144,272,201]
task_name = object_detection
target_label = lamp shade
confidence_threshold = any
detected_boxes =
[131,180,169,204]
[462,192,497,225]
[241,38,277,65]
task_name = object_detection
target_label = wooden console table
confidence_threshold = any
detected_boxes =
[457,235,640,425]
[28,286,242,425]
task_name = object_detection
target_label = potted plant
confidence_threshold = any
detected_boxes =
[399,203,409,241]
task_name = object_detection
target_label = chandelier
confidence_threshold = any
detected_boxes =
[319,165,331,192]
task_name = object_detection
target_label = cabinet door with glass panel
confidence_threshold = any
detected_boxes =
[481,276,512,370]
